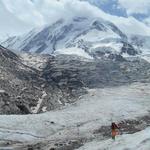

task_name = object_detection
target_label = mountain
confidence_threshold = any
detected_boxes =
[2,17,138,60]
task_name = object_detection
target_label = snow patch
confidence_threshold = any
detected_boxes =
[31,91,47,114]
[0,90,6,93]
[55,47,93,60]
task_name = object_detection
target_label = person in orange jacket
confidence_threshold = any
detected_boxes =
[111,122,120,140]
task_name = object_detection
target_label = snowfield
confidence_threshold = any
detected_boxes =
[0,82,150,149]
[77,127,150,150]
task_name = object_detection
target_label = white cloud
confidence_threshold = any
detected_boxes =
[0,0,102,38]
[32,0,103,23]
[1,0,45,26]
[1,0,102,27]
[0,0,150,40]
[118,0,150,15]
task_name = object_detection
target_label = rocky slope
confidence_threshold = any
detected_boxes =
[44,54,150,89]
[1,44,150,115]
[0,45,84,114]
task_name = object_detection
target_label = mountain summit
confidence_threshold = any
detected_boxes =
[2,17,137,60]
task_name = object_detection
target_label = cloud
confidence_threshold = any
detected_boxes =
[1,0,45,26]
[0,0,104,39]
[32,0,104,24]
[1,0,150,39]
[1,0,102,27]
[118,0,150,15]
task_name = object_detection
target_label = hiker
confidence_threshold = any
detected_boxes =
[111,122,120,140]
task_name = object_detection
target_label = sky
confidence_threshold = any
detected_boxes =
[0,0,150,40]
[84,0,150,24]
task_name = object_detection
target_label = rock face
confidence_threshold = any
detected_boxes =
[2,17,138,60]
[0,45,81,114]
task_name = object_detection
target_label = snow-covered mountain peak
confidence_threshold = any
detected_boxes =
[2,16,137,60]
